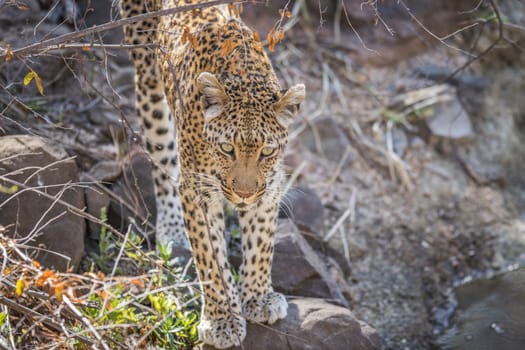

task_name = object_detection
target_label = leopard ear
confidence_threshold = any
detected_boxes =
[273,84,305,127]
[197,72,229,121]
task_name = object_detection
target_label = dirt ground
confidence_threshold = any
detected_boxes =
[2,1,525,349]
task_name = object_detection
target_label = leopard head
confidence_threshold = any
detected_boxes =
[197,72,305,209]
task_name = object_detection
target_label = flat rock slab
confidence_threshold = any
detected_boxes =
[272,219,348,306]
[279,186,325,234]
[107,151,156,248]
[203,298,382,350]
[0,135,85,271]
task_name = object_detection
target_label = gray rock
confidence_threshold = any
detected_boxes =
[107,150,156,249]
[437,267,525,350]
[414,64,488,90]
[81,160,121,183]
[0,135,85,271]
[84,186,111,240]
[205,298,382,350]
[426,96,473,139]
[303,117,355,165]
[272,220,349,307]
[80,160,119,241]
[279,186,324,234]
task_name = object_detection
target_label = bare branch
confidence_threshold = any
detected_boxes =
[0,0,243,61]
[397,0,476,57]
[447,0,503,79]
[342,0,379,54]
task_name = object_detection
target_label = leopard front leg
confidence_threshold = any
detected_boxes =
[179,181,245,349]
[238,196,287,325]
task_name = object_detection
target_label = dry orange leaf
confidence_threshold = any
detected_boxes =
[53,282,64,302]
[130,278,144,288]
[253,31,261,42]
[100,290,108,299]
[32,259,41,268]
[189,34,198,50]
[267,29,285,52]
[181,26,190,45]
[267,31,275,52]
[278,29,285,41]
[5,43,14,60]
[221,39,236,57]
[228,3,239,17]
[229,57,237,74]
[181,26,197,49]
[36,269,56,287]
[278,9,292,18]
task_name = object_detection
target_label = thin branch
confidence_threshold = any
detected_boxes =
[341,0,379,54]
[0,0,243,61]
[0,296,96,347]
[446,0,503,79]
[323,189,356,242]
[458,0,485,15]
[63,295,111,350]
[397,0,476,57]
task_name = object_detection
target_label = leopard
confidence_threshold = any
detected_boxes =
[119,0,305,348]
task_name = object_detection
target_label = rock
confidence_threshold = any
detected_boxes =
[84,186,111,239]
[414,64,488,90]
[279,186,324,234]
[79,160,119,254]
[81,160,121,183]
[80,160,120,241]
[426,95,474,139]
[272,220,349,307]
[391,127,408,156]
[202,298,382,350]
[302,117,355,165]
[107,150,156,249]
[0,135,85,271]
[437,267,525,350]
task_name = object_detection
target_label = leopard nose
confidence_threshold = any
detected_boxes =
[235,190,256,199]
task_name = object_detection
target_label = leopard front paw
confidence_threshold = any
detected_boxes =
[243,292,287,325]
[198,315,246,349]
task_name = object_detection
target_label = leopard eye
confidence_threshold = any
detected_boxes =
[220,143,234,155]
[260,146,276,157]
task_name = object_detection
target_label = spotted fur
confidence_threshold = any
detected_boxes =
[120,1,305,348]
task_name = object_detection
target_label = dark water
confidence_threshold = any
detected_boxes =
[437,267,525,350]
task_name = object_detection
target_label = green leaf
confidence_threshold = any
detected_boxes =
[189,324,197,339]
[0,312,7,326]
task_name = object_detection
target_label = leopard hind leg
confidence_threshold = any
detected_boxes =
[120,0,187,249]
